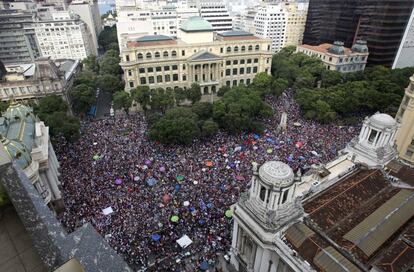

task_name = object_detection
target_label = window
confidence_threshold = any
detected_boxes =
[254,58,258,63]
[248,45,253,51]
[157,75,162,83]
[156,67,162,72]
[148,67,154,73]
[281,189,289,204]
[329,57,332,61]
[173,74,178,81]
[183,64,186,70]
[129,81,134,88]
[260,186,266,201]
[240,68,244,74]
[140,77,146,84]
[172,65,178,70]
[255,45,260,51]
[240,79,244,85]
[155,52,160,58]
[148,76,154,84]
[226,60,231,66]
[172,51,177,57]
[406,150,414,157]
[227,47,231,53]
[163,51,168,57]
[183,75,186,81]
[146,52,152,59]
[139,68,145,73]
[220,47,224,53]
[182,50,185,56]
[164,66,170,71]
[246,78,251,85]
[233,60,238,65]
[125,55,130,61]
[368,130,378,143]
[240,59,245,64]
[233,80,237,86]
[234,46,239,52]
[165,74,171,82]
[247,59,252,64]
[233,68,238,75]
[253,67,258,73]
[138,53,143,59]
[247,67,251,74]
[241,46,245,52]
[226,81,231,87]
[226,69,231,76]
[128,70,132,76]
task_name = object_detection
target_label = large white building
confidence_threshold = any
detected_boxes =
[235,2,308,52]
[230,113,414,272]
[0,102,63,210]
[198,0,233,32]
[69,0,102,55]
[35,11,95,60]
[393,7,414,69]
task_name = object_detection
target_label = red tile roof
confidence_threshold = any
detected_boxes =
[299,43,353,56]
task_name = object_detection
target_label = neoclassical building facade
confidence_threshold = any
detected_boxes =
[120,16,272,95]
[0,102,63,210]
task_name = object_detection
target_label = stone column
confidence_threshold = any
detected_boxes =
[359,125,367,140]
[373,131,381,146]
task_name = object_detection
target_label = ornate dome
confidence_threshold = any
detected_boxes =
[328,41,345,55]
[180,16,213,32]
[3,101,35,123]
[258,161,294,187]
[369,113,397,128]
[0,134,32,169]
[351,40,368,53]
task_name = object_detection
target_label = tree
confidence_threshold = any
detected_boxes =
[73,70,97,88]
[71,84,96,115]
[217,86,230,97]
[191,102,213,120]
[252,72,273,95]
[36,95,68,119]
[131,86,151,112]
[43,112,80,142]
[271,78,289,96]
[149,107,200,145]
[100,55,121,75]
[186,83,202,104]
[98,26,118,51]
[201,120,219,138]
[321,70,343,88]
[96,74,123,94]
[83,55,99,73]
[0,101,9,113]
[150,88,174,113]
[174,87,187,105]
[113,91,132,114]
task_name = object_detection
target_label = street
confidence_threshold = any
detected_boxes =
[95,89,112,119]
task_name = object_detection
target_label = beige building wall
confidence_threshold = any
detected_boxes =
[284,2,308,47]
[396,75,414,164]
[120,35,272,94]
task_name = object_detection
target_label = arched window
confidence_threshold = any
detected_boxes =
[155,52,160,58]
[255,45,260,51]
[146,52,152,59]
[259,186,266,201]
[163,51,168,57]
[248,45,253,51]
[234,46,239,52]
[241,45,246,52]
[172,50,177,57]
[227,47,231,53]
[137,53,143,60]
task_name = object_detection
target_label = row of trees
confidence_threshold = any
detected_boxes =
[271,46,414,123]
[148,74,274,145]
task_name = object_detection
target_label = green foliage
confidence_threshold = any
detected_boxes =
[82,55,99,73]
[0,101,9,113]
[35,96,80,142]
[150,88,175,113]
[174,87,187,105]
[271,78,289,97]
[113,91,132,114]
[149,107,200,145]
[100,53,121,75]
[0,184,9,208]
[186,83,202,104]
[131,86,151,111]
[73,70,97,88]
[213,85,273,134]
[252,72,273,95]
[71,84,96,115]
[321,70,343,87]
[96,74,123,94]
[98,26,118,51]
[201,120,219,138]
[217,86,230,97]
[191,102,213,120]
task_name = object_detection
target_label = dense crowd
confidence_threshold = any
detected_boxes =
[56,93,359,271]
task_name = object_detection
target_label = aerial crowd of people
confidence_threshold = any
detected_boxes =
[55,92,359,271]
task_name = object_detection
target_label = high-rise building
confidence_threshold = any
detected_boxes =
[0,10,40,64]
[393,7,414,69]
[69,0,102,55]
[35,11,95,60]
[303,0,414,67]
[198,0,233,32]
[284,2,308,47]
[396,74,414,164]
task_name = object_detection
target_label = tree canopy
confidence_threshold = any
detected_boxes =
[98,26,118,51]
[71,84,96,115]
[113,91,132,114]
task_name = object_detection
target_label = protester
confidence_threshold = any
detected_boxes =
[56,92,358,271]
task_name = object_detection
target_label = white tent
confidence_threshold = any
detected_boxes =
[176,235,193,249]
[102,207,114,215]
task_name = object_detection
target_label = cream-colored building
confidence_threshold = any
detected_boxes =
[284,2,308,47]
[297,40,369,73]
[0,102,63,210]
[120,16,272,95]
[396,74,414,163]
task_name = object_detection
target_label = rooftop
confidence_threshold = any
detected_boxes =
[284,164,414,272]
[180,16,213,32]
[218,31,254,37]
[299,43,353,56]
